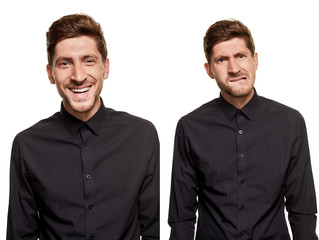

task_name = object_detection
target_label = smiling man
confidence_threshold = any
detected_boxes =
[47,35,108,121]
[168,19,317,239]
[7,14,159,240]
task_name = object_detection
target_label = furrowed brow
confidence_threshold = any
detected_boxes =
[55,57,73,64]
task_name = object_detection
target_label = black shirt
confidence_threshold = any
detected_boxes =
[7,100,159,240]
[168,91,317,240]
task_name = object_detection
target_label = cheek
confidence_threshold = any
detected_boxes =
[53,74,68,87]
[55,69,72,81]
[249,64,257,77]
[87,67,104,78]
[213,68,227,80]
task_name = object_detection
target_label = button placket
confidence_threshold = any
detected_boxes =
[240,179,246,184]
[86,174,92,180]
[79,124,96,238]
[235,111,248,236]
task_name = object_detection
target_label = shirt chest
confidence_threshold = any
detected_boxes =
[22,130,148,207]
[187,116,293,193]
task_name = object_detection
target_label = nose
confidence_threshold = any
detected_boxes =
[71,64,87,84]
[228,58,240,76]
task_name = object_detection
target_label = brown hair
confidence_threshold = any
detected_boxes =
[46,13,107,66]
[203,19,255,64]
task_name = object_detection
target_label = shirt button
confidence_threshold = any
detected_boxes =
[240,179,246,184]
[88,204,93,209]
[239,129,244,134]
[239,231,244,237]
[89,236,95,240]
[86,174,92,180]
[240,206,245,211]
[240,153,245,159]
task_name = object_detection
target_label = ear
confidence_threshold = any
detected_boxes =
[103,58,110,79]
[253,52,258,71]
[46,64,55,84]
[204,62,215,79]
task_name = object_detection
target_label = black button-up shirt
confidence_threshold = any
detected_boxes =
[7,100,159,240]
[168,91,317,239]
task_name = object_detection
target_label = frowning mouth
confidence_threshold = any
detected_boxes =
[230,77,247,82]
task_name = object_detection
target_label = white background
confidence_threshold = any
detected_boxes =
[1,0,318,239]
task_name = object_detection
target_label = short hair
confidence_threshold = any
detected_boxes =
[46,13,107,66]
[203,19,255,64]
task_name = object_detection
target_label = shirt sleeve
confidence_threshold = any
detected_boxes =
[285,114,318,240]
[139,126,160,240]
[7,136,40,240]
[168,120,197,240]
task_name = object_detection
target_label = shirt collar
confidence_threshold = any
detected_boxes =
[60,98,106,137]
[219,88,259,121]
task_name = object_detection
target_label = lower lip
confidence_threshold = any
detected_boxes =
[231,78,247,83]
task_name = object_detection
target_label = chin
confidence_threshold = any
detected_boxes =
[228,86,254,98]
[72,102,95,113]
[65,97,96,113]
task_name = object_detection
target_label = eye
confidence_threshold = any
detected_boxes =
[217,58,225,63]
[85,59,96,65]
[58,61,70,67]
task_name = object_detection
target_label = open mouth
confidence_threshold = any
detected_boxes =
[70,87,91,94]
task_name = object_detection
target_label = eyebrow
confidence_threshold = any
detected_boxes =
[81,54,99,60]
[55,57,72,64]
[213,55,228,61]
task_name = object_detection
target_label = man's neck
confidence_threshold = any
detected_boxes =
[221,89,254,109]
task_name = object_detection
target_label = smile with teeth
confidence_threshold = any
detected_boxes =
[70,87,91,93]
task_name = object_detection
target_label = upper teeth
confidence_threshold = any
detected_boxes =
[71,87,90,93]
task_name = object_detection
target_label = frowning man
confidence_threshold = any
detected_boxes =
[168,19,317,240]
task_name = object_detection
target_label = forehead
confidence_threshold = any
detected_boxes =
[54,36,100,59]
[212,37,249,56]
